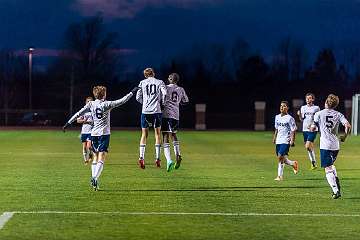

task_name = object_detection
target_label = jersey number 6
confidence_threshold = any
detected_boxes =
[95,108,103,119]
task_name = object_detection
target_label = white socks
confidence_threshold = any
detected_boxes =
[139,144,146,159]
[325,166,339,194]
[278,162,284,177]
[155,144,161,159]
[307,149,316,164]
[163,143,172,164]
[83,149,90,162]
[173,141,181,156]
[91,159,97,178]
[284,157,294,166]
[94,160,104,180]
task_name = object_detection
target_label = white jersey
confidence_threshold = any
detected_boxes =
[300,104,320,132]
[81,112,93,134]
[136,77,167,114]
[67,93,133,136]
[314,109,349,150]
[163,84,189,120]
[275,114,297,144]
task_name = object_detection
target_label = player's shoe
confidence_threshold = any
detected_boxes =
[91,177,98,191]
[84,159,90,165]
[274,176,283,181]
[167,161,175,172]
[175,155,182,169]
[293,161,299,174]
[311,161,317,170]
[332,191,341,199]
[138,158,145,169]
[155,159,161,168]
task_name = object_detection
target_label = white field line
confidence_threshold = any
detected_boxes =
[0,212,14,230]
[8,211,360,217]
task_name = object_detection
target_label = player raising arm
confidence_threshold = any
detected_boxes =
[162,73,189,171]
[297,93,320,170]
[310,94,351,199]
[136,68,167,170]
[63,85,138,190]
[273,101,299,181]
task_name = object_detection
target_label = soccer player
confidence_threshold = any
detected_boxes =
[136,68,167,170]
[63,85,138,190]
[297,93,320,170]
[310,94,351,199]
[77,96,94,165]
[273,101,299,181]
[162,73,189,171]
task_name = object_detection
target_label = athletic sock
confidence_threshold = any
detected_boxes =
[307,149,316,165]
[325,167,339,194]
[163,143,172,164]
[91,159,97,178]
[173,141,181,156]
[139,144,146,159]
[278,162,284,177]
[155,144,161,159]
[94,160,104,180]
[83,150,87,162]
[335,177,341,193]
[284,157,294,166]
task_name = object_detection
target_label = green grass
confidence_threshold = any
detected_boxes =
[0,130,360,240]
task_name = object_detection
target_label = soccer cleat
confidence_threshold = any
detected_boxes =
[175,155,182,169]
[274,176,283,181]
[167,161,175,172]
[155,159,161,168]
[84,159,90,165]
[293,161,299,174]
[310,165,317,170]
[90,177,98,191]
[332,191,341,199]
[138,158,145,169]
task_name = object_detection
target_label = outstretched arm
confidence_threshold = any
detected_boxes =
[63,104,91,131]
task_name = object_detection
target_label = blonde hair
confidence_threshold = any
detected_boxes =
[93,86,107,100]
[144,68,155,78]
[326,94,339,109]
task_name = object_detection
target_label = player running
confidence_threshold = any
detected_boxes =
[63,85,138,190]
[273,101,299,181]
[310,94,351,199]
[77,96,94,165]
[136,68,167,170]
[297,93,320,170]
[162,73,189,171]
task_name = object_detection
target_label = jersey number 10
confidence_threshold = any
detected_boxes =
[146,84,156,97]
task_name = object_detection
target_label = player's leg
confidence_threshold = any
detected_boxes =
[305,132,317,169]
[82,142,88,164]
[154,113,163,168]
[162,132,174,171]
[274,145,285,180]
[171,133,182,169]
[321,150,341,198]
[92,135,110,190]
[139,114,148,169]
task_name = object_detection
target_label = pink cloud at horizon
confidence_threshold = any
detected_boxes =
[72,0,220,19]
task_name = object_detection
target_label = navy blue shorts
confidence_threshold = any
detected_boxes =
[161,118,179,133]
[320,149,339,168]
[141,113,162,128]
[80,133,91,143]
[91,135,110,153]
[303,131,317,143]
[276,144,290,156]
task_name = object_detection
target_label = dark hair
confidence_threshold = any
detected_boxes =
[280,101,289,108]
[305,93,315,99]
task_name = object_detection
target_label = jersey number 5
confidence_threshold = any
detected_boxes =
[95,108,103,119]
[171,92,178,102]
[325,115,334,128]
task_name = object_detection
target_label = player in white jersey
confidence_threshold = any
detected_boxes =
[77,96,94,165]
[310,94,351,199]
[297,93,320,170]
[162,73,189,171]
[272,101,299,181]
[63,85,138,190]
[136,68,167,170]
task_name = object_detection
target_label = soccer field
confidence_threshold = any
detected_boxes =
[0,130,359,240]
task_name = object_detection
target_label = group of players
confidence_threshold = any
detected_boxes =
[63,69,350,199]
[273,93,351,199]
[63,68,189,190]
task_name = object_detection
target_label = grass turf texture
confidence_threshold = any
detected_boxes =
[0,130,359,240]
